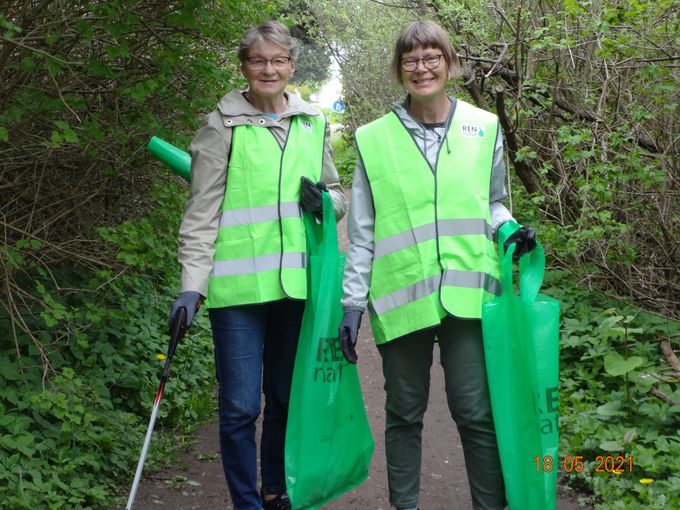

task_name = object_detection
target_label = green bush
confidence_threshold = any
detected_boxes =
[508,183,680,507]
[0,183,216,509]
[330,134,357,187]
[544,269,680,509]
[1,2,282,507]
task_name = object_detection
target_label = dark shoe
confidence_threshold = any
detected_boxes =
[262,493,291,510]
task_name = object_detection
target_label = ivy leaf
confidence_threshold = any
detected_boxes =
[604,351,644,376]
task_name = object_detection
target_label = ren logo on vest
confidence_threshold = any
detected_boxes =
[461,125,485,138]
[301,120,313,132]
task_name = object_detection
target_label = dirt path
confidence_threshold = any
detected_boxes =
[115,191,588,510]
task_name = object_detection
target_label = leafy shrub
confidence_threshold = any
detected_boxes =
[330,134,358,187]
[543,270,680,509]
[0,1,282,507]
[0,182,216,509]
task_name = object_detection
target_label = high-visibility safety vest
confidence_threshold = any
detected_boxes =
[355,100,501,344]
[207,114,326,308]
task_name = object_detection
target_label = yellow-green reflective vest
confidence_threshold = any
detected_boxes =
[207,114,326,308]
[355,100,501,344]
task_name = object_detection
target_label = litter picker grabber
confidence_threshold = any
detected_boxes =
[125,306,187,510]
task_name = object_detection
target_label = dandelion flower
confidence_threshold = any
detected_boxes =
[156,353,167,360]
[639,478,654,485]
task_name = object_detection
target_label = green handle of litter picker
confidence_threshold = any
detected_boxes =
[147,136,191,182]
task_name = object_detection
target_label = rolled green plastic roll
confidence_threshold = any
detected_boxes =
[147,136,191,182]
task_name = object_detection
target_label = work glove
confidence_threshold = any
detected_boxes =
[168,291,202,332]
[339,309,363,364]
[503,226,537,262]
[300,176,327,214]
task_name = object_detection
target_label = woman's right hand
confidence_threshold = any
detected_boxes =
[168,291,203,331]
[339,309,364,364]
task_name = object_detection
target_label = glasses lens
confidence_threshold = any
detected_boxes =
[424,55,441,69]
[247,57,290,69]
[272,57,290,68]
[401,55,441,71]
[247,58,265,69]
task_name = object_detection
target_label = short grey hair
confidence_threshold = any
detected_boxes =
[391,20,461,84]
[238,21,300,64]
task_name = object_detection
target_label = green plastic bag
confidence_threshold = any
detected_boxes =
[482,242,560,510]
[285,193,374,509]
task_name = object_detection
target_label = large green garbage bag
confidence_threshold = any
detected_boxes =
[285,193,374,509]
[481,242,560,510]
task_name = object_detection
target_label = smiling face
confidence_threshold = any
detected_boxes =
[241,39,295,103]
[399,46,448,101]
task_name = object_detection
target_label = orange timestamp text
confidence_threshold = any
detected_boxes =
[534,455,634,473]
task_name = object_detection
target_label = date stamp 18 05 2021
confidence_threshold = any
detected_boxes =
[534,455,634,474]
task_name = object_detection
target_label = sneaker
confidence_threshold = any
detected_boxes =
[262,493,291,510]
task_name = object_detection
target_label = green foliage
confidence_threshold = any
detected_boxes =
[1,0,283,274]
[287,83,316,101]
[291,40,332,84]
[546,269,680,508]
[430,0,679,319]
[300,0,414,131]
[0,182,216,509]
[1,2,285,507]
[330,134,358,187]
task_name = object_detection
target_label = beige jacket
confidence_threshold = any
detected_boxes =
[179,90,346,296]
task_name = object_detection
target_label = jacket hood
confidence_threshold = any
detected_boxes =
[216,89,319,128]
[392,95,457,132]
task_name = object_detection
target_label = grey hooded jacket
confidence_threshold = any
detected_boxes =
[341,97,514,311]
[178,90,346,297]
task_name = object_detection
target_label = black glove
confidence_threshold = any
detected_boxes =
[503,226,537,261]
[300,176,327,214]
[168,291,202,332]
[339,309,363,364]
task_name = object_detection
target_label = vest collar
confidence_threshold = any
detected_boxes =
[216,90,320,128]
[392,95,457,136]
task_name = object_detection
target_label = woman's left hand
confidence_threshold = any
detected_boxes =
[300,176,327,213]
[504,226,537,261]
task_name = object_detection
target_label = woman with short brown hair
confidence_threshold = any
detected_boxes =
[339,20,536,510]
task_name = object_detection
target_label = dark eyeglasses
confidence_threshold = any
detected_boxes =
[401,54,443,72]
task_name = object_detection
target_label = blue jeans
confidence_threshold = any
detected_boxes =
[209,299,305,510]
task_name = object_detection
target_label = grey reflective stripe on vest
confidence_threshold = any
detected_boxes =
[369,273,441,316]
[441,269,501,296]
[374,218,493,259]
[212,252,306,277]
[368,268,500,316]
[219,201,301,228]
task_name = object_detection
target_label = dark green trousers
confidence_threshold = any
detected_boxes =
[377,317,505,510]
